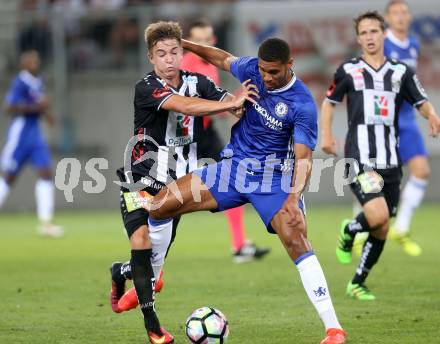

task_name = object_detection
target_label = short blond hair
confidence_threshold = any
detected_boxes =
[144,21,182,52]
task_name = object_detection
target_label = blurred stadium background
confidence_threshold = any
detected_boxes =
[1,1,440,343]
[0,0,439,211]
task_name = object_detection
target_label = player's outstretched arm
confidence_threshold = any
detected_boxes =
[417,101,440,137]
[320,100,338,156]
[182,39,236,72]
[162,79,258,116]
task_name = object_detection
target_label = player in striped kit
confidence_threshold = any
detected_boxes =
[321,11,440,300]
[108,21,257,344]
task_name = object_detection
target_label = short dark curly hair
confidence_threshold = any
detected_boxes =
[144,21,182,52]
[258,37,291,63]
[354,11,386,35]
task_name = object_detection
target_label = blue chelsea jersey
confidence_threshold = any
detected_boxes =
[384,30,420,71]
[384,30,420,121]
[223,56,317,172]
[5,70,45,124]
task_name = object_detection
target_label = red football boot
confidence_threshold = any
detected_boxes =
[320,328,347,344]
[117,271,165,312]
[148,326,174,344]
[155,270,164,293]
[109,262,125,313]
[117,286,138,312]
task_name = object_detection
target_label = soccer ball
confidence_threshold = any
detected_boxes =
[185,306,229,343]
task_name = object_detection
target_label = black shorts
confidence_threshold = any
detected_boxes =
[349,167,401,217]
[197,124,225,162]
[116,168,180,243]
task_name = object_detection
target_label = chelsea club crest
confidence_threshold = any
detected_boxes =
[275,102,288,117]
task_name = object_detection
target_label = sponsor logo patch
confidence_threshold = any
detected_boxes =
[275,102,288,117]
[152,87,172,99]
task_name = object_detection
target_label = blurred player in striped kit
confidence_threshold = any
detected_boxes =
[352,0,428,257]
[322,11,440,300]
[0,51,63,237]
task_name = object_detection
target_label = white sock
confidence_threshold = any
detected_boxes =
[0,177,10,208]
[394,176,427,235]
[35,179,55,223]
[295,252,342,330]
[148,217,173,280]
[352,199,362,217]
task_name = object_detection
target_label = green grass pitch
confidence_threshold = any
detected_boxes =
[1,205,439,343]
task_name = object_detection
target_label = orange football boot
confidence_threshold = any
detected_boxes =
[321,328,346,344]
[148,326,174,344]
[109,262,125,313]
[117,271,164,312]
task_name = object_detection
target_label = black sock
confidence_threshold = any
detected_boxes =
[120,261,132,280]
[130,249,162,335]
[111,262,132,285]
[345,212,371,238]
[352,235,386,285]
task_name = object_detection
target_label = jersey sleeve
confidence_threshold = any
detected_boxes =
[197,74,228,101]
[293,101,318,151]
[134,79,174,111]
[325,64,349,103]
[400,68,428,107]
[5,78,26,106]
[384,39,392,58]
[230,56,256,82]
[413,36,421,56]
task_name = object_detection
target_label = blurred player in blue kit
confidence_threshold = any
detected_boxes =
[0,50,63,237]
[384,0,428,256]
[148,37,347,344]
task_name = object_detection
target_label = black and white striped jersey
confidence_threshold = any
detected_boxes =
[130,70,228,184]
[326,57,427,170]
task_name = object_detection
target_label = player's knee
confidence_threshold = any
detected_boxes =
[4,174,16,185]
[149,190,169,219]
[37,169,52,180]
[150,188,183,220]
[410,157,431,179]
[412,166,430,180]
[370,214,389,232]
[372,220,389,240]
[129,228,151,249]
[149,204,170,220]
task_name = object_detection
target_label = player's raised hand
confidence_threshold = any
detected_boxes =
[428,113,440,138]
[36,97,50,113]
[235,79,259,106]
[280,197,304,228]
[44,113,56,127]
[321,133,338,156]
[231,106,245,119]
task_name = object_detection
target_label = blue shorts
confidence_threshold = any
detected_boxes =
[194,158,305,233]
[398,103,428,164]
[0,118,52,175]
